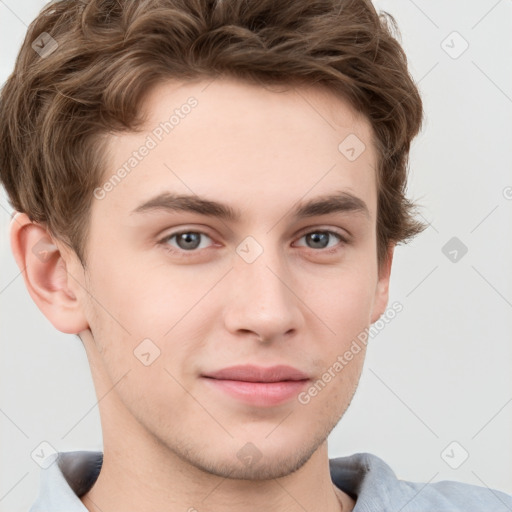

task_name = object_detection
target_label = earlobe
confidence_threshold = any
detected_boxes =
[370,244,394,323]
[9,212,89,334]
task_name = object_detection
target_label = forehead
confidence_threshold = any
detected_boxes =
[97,77,378,225]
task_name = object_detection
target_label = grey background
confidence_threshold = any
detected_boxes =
[1,1,511,510]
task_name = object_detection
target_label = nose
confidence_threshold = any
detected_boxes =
[222,243,304,343]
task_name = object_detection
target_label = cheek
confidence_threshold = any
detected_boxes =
[304,264,378,333]
[94,261,202,336]
[83,261,222,382]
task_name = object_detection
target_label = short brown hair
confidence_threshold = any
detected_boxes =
[0,0,424,267]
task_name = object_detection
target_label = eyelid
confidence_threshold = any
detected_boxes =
[294,226,350,243]
[159,228,215,250]
[292,229,348,252]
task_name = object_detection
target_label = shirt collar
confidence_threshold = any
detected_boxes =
[31,450,404,511]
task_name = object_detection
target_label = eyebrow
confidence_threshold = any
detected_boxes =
[130,190,370,221]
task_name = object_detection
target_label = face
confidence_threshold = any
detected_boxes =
[69,77,391,479]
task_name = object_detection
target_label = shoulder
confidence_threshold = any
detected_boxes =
[28,451,103,512]
[329,452,512,511]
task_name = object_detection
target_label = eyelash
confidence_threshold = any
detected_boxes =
[158,228,348,257]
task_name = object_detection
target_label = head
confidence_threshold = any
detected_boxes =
[2,0,423,479]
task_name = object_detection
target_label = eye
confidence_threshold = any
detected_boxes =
[158,228,347,257]
[294,230,346,250]
[161,231,213,252]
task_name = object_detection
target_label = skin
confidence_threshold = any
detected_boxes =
[10,77,393,512]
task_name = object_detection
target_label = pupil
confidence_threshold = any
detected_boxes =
[178,233,200,250]
[307,232,328,249]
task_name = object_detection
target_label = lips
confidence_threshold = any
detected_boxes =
[202,364,310,383]
[201,365,310,407]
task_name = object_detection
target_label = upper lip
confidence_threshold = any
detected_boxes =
[202,365,310,383]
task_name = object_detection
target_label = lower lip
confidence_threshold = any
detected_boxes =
[203,377,309,407]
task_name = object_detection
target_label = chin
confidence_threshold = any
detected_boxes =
[178,429,325,481]
[196,447,316,481]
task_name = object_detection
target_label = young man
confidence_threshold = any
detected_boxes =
[1,0,511,511]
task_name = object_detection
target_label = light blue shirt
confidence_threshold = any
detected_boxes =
[29,451,512,511]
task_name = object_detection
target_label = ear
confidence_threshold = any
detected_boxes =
[9,212,89,334]
[370,244,394,323]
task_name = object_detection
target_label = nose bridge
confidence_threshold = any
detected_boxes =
[236,236,291,305]
[224,234,302,339]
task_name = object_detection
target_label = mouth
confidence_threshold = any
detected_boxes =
[201,365,310,407]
